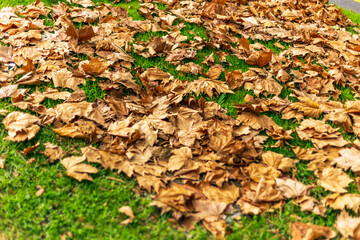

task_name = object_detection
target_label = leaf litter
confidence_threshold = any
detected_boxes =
[1,0,360,238]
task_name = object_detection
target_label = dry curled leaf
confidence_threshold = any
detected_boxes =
[118,206,134,225]
[290,222,336,240]
[246,50,272,67]
[2,111,40,142]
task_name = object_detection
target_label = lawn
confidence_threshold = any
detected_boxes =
[1,0,360,239]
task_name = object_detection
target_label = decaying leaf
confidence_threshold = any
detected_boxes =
[60,155,98,182]
[317,167,353,193]
[290,222,336,240]
[2,111,40,142]
[118,206,135,226]
[336,210,360,239]
[42,143,66,163]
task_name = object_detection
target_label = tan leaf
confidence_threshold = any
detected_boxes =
[247,163,282,182]
[52,101,105,125]
[276,178,312,199]
[60,156,98,182]
[317,167,353,193]
[82,146,126,171]
[255,178,284,202]
[203,220,226,240]
[0,45,13,62]
[202,183,240,204]
[2,111,40,142]
[262,151,294,172]
[192,200,227,222]
[325,193,360,213]
[0,154,6,169]
[336,210,360,239]
[70,0,94,7]
[35,186,45,197]
[290,222,336,240]
[332,148,360,172]
[176,62,203,75]
[188,77,233,99]
[204,64,223,80]
[118,206,134,226]
[53,119,103,140]
[52,69,85,90]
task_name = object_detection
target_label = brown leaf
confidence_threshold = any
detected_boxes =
[2,111,40,142]
[78,26,96,42]
[54,119,103,140]
[246,50,273,67]
[290,222,336,240]
[203,220,226,240]
[202,183,240,204]
[42,142,66,163]
[188,77,233,99]
[118,206,134,226]
[176,62,203,75]
[60,155,98,182]
[52,69,85,90]
[82,58,107,76]
[225,70,244,90]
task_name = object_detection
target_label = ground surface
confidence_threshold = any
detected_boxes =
[1,0,360,240]
[330,0,360,13]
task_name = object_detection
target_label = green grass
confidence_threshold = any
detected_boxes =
[1,0,360,239]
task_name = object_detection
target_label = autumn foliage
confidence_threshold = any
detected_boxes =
[1,0,360,238]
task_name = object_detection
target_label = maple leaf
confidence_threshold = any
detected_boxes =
[325,193,360,213]
[336,210,360,239]
[188,77,233,99]
[332,148,360,172]
[276,178,312,199]
[60,155,98,182]
[317,167,353,193]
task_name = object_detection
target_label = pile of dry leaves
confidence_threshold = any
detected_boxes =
[2,0,360,238]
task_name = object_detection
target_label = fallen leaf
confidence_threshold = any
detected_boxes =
[118,206,135,226]
[2,111,40,142]
[317,167,353,193]
[290,222,336,240]
[60,155,98,182]
[336,210,360,239]
[246,50,272,67]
